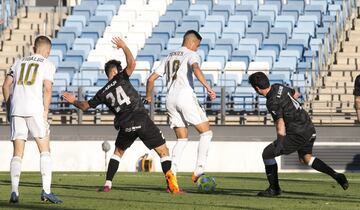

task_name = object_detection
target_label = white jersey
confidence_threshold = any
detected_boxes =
[155,47,201,95]
[8,54,55,117]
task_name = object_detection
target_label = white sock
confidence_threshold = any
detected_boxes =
[105,180,112,188]
[40,152,52,194]
[171,138,188,175]
[194,131,213,176]
[10,156,22,196]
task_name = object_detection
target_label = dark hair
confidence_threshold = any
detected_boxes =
[249,72,270,90]
[104,60,122,77]
[34,36,51,49]
[183,30,202,41]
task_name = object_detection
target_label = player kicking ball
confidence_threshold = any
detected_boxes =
[249,72,349,197]
[62,37,180,193]
[2,36,62,204]
[145,30,216,184]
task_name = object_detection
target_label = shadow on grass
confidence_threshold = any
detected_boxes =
[0,201,92,210]
[59,194,264,210]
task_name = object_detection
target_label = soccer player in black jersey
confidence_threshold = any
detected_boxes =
[62,37,180,193]
[249,72,349,197]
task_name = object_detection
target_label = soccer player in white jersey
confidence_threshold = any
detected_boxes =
[145,30,216,183]
[2,36,62,204]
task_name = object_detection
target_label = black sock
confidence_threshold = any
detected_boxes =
[106,158,120,181]
[161,160,171,174]
[265,164,280,190]
[311,158,337,179]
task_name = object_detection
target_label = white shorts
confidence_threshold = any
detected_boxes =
[166,91,208,128]
[10,116,50,141]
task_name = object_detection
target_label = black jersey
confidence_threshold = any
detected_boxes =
[88,70,146,129]
[266,84,315,136]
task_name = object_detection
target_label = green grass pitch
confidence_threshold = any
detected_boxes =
[0,172,359,210]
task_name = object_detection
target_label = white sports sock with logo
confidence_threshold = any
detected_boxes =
[194,131,213,176]
[171,138,188,175]
[40,152,52,194]
[10,156,22,196]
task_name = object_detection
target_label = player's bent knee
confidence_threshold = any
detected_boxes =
[262,144,276,160]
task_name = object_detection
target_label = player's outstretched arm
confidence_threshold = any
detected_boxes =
[192,63,216,100]
[145,73,160,103]
[2,75,13,122]
[111,37,135,76]
[62,92,90,111]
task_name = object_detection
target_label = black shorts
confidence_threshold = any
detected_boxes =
[354,75,360,96]
[272,132,316,157]
[115,112,165,151]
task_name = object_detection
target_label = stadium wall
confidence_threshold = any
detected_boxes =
[0,125,359,172]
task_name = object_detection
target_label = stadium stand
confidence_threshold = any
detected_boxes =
[0,0,359,125]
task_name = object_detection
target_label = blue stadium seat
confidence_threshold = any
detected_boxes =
[269,28,289,48]
[255,50,277,68]
[197,0,213,10]
[52,38,72,55]
[152,22,176,43]
[206,15,226,32]
[199,32,217,49]
[212,4,232,22]
[167,1,190,17]
[81,26,104,43]
[258,5,278,25]
[57,27,79,43]
[207,50,229,68]
[238,38,260,59]
[225,20,246,38]
[145,37,166,51]
[64,50,86,67]
[286,39,305,58]
[167,38,182,51]
[88,16,110,29]
[235,5,254,23]
[64,15,87,30]
[49,50,63,68]
[221,33,240,49]
[54,72,71,86]
[73,4,97,22]
[305,4,323,24]
[262,38,283,58]
[159,11,183,26]
[199,39,211,55]
[231,50,252,68]
[183,15,202,29]
[215,38,235,57]
[72,38,94,56]
[58,61,81,77]
[81,61,103,70]
[95,4,117,20]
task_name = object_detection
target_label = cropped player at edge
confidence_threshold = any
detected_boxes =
[62,37,180,193]
[249,72,349,197]
[145,30,216,183]
[2,36,62,204]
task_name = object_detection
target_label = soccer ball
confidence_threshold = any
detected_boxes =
[196,175,216,193]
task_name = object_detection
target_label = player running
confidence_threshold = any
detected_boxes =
[145,30,216,183]
[249,72,349,197]
[62,37,180,193]
[2,36,62,203]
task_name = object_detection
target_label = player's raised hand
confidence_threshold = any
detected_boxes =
[207,88,216,101]
[62,92,76,104]
[112,37,126,49]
